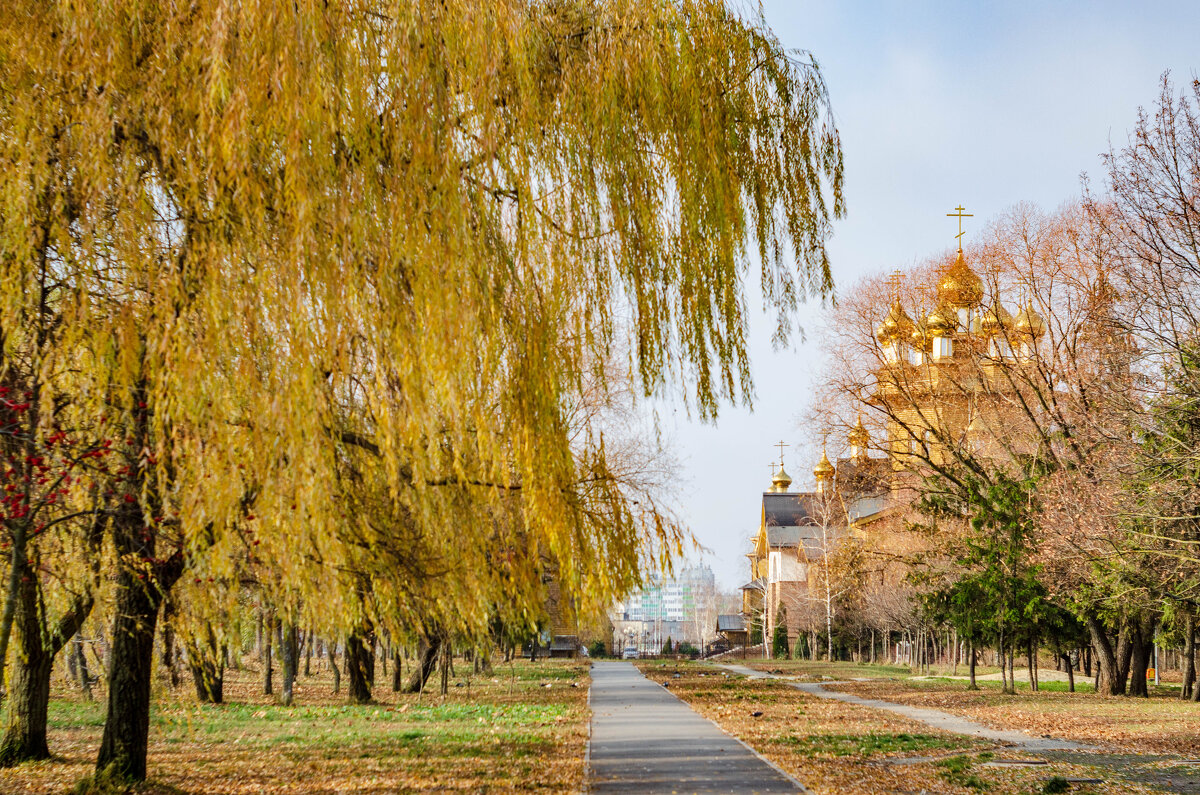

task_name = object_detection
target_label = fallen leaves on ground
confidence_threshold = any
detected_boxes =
[0,659,587,794]
[640,662,1161,795]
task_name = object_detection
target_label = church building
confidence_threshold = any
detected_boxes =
[740,209,1047,657]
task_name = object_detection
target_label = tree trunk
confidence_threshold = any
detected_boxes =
[328,640,341,695]
[303,629,312,677]
[0,635,52,765]
[1027,640,1037,692]
[0,581,91,767]
[1087,615,1123,696]
[1181,613,1195,701]
[1062,652,1075,693]
[402,635,442,694]
[440,642,451,696]
[998,631,1008,694]
[1006,645,1016,693]
[345,628,373,704]
[95,514,182,781]
[366,635,377,688]
[159,598,180,690]
[1127,617,1154,698]
[262,611,274,695]
[187,628,224,704]
[74,637,94,701]
[391,649,403,692]
[1115,623,1133,695]
[188,655,224,704]
[967,641,977,690]
[478,646,493,675]
[279,621,299,706]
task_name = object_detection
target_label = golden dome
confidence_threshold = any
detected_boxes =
[813,450,835,480]
[875,299,915,343]
[909,316,930,350]
[848,415,869,448]
[1013,302,1046,338]
[770,466,793,493]
[973,302,1013,336]
[937,250,984,309]
[925,303,957,336]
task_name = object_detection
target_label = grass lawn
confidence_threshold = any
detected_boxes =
[640,661,1166,795]
[0,657,588,794]
[833,676,1200,756]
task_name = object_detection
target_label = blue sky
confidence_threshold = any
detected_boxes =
[664,1,1200,589]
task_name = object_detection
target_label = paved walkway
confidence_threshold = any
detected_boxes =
[718,664,1090,752]
[588,661,802,793]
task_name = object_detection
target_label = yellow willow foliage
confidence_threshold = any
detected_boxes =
[0,0,843,638]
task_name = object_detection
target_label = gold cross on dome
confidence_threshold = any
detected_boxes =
[947,205,973,251]
[775,440,789,466]
[885,271,903,299]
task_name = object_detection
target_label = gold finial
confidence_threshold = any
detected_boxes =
[946,205,974,252]
[774,439,789,467]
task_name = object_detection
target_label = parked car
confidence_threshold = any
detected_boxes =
[621,645,638,659]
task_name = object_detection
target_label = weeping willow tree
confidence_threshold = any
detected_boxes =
[0,0,843,781]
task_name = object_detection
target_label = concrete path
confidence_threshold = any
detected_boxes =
[588,661,803,793]
[718,664,1090,752]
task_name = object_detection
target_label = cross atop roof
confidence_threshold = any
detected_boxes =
[775,439,789,467]
[947,204,974,251]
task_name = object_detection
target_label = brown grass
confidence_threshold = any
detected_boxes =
[640,662,1161,795]
[0,657,587,794]
[833,677,1200,756]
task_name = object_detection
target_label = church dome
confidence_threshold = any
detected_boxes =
[813,450,835,480]
[770,466,793,493]
[925,303,957,336]
[875,299,915,343]
[937,250,984,309]
[848,415,870,448]
[1013,302,1047,338]
[974,302,1013,336]
[910,316,930,350]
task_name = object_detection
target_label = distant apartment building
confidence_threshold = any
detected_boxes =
[611,564,717,652]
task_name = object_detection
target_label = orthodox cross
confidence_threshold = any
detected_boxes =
[775,439,789,467]
[946,205,973,251]
[885,270,903,300]
[768,462,778,477]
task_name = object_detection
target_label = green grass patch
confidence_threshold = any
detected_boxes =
[743,660,913,679]
[773,731,967,758]
[910,677,1094,694]
[935,753,994,791]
